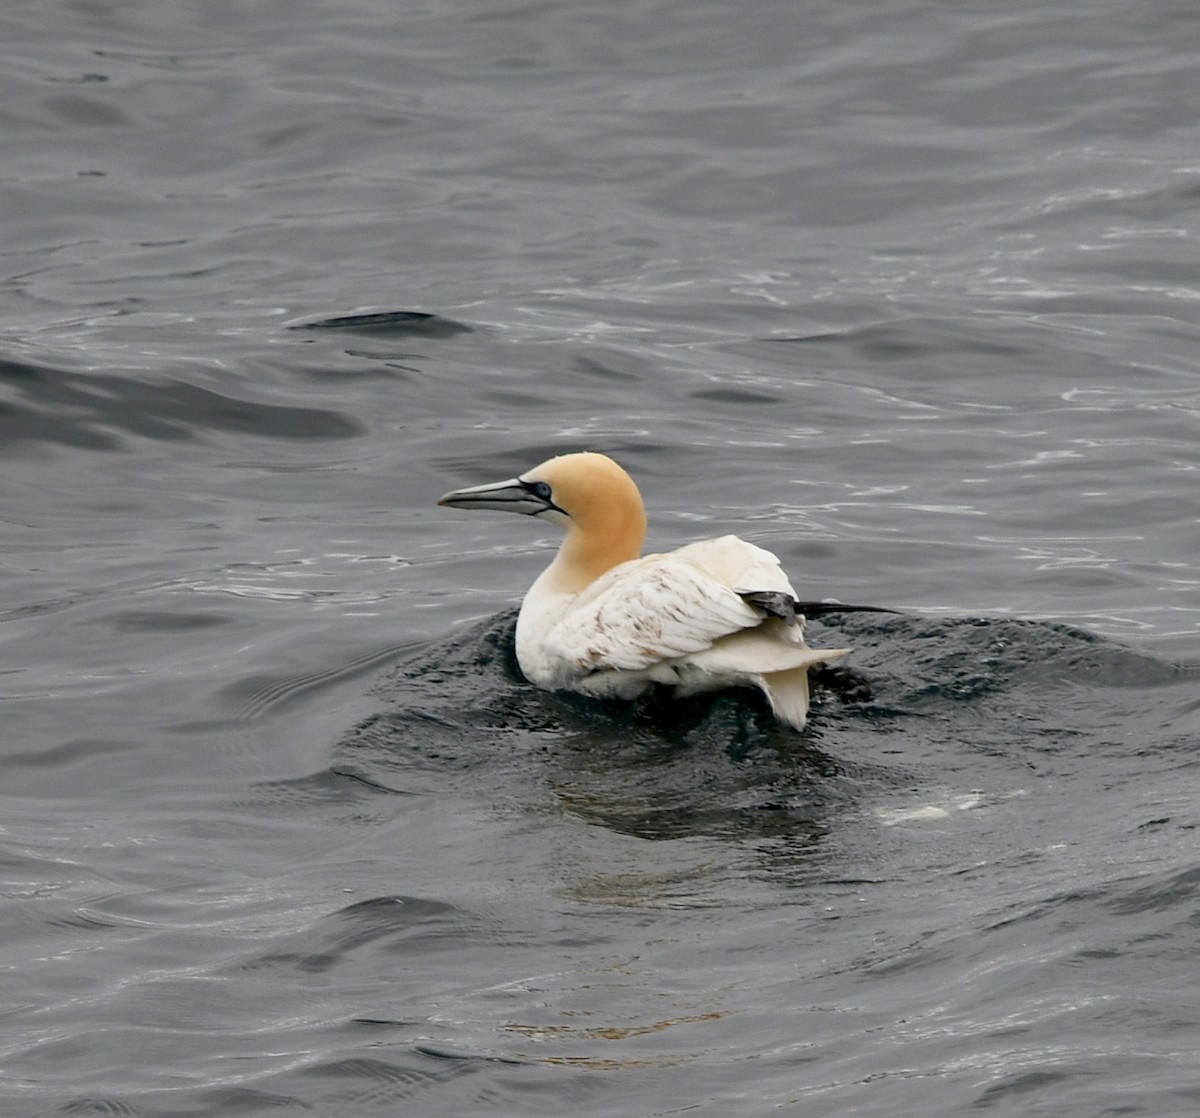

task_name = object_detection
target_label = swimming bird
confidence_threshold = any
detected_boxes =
[438,452,891,729]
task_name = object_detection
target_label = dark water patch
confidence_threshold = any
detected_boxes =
[300,1053,456,1090]
[688,385,784,405]
[127,1085,309,1116]
[340,348,424,375]
[288,1054,484,1113]
[0,356,361,452]
[274,345,432,381]
[239,768,404,811]
[1103,863,1200,918]
[3,735,140,776]
[760,316,1054,384]
[412,1044,527,1066]
[972,1070,1075,1109]
[44,92,131,128]
[1001,623,1197,691]
[44,907,128,933]
[964,858,1200,957]
[211,641,419,726]
[57,1098,143,1116]
[228,895,486,977]
[831,613,1191,709]
[108,609,233,633]
[281,312,479,381]
[334,612,543,779]
[571,354,644,383]
[350,1015,425,1030]
[293,311,472,337]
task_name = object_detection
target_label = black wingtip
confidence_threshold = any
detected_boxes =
[736,589,798,624]
[736,590,905,624]
[792,602,904,618]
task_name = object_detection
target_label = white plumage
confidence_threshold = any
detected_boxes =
[438,452,858,729]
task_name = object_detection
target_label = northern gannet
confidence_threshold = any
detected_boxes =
[439,452,888,730]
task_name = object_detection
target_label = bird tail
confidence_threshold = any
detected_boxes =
[760,647,848,730]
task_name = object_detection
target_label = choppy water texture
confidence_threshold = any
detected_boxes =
[2,1,1199,1114]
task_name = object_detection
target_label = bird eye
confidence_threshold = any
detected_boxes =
[529,481,552,500]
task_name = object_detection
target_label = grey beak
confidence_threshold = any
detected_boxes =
[437,478,552,516]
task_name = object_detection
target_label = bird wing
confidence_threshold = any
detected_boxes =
[670,535,796,597]
[546,536,797,674]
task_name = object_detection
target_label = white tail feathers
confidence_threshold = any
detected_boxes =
[760,647,849,729]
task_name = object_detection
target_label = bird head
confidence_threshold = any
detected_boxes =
[439,451,648,581]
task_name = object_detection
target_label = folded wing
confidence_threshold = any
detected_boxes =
[544,535,820,674]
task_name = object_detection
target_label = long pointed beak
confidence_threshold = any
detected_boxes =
[437,477,551,516]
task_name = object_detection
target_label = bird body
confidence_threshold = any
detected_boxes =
[439,452,873,729]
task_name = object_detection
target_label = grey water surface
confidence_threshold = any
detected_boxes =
[2,1,1199,1114]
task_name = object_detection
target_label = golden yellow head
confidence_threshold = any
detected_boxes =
[519,453,637,526]
[439,451,647,587]
[519,453,648,580]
